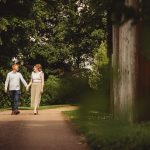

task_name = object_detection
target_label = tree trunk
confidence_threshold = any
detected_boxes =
[112,0,138,122]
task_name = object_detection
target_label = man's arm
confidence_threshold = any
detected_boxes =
[5,73,10,92]
[20,73,27,87]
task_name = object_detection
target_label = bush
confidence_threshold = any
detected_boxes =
[89,41,110,91]
[60,71,91,103]
[0,68,10,108]
[0,83,10,108]
[85,41,110,114]
[42,75,62,105]
[41,73,91,105]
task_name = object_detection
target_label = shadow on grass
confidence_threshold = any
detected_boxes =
[64,109,150,150]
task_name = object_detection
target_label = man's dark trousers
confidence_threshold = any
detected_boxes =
[9,90,20,111]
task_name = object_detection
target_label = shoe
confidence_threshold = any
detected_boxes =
[34,109,39,115]
[11,111,16,115]
[15,110,20,115]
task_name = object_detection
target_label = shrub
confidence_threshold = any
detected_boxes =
[41,73,91,105]
[0,68,10,108]
[89,41,109,91]
[0,83,10,108]
[42,75,62,105]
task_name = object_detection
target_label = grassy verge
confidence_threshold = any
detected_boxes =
[19,104,68,110]
[0,108,9,112]
[0,104,70,111]
[64,109,150,150]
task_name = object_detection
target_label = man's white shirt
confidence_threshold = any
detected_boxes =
[5,71,27,91]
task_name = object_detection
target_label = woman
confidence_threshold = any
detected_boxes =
[27,64,44,115]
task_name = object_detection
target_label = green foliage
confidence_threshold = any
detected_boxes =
[0,68,10,108]
[89,41,109,90]
[0,0,107,70]
[60,71,91,103]
[42,71,91,105]
[42,75,62,105]
[0,0,149,71]
[0,83,10,108]
[0,0,109,108]
[0,18,8,45]
[0,0,110,108]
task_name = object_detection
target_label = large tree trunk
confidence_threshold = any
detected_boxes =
[112,0,138,122]
[112,0,150,122]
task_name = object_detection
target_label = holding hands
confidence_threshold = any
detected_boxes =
[4,88,7,93]
[26,85,30,92]
[26,80,32,92]
[41,88,43,93]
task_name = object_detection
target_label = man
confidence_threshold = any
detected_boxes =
[5,64,28,115]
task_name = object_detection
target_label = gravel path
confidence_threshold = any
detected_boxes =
[0,106,89,150]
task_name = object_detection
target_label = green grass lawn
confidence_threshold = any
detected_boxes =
[64,109,150,150]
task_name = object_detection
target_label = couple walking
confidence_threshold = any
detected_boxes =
[5,64,44,115]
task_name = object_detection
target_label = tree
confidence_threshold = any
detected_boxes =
[0,0,35,67]
[112,0,150,122]
[0,0,107,75]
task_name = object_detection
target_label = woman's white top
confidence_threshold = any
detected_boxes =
[31,71,43,83]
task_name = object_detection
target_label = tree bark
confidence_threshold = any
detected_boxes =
[112,0,138,122]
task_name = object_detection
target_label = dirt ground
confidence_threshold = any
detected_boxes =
[0,106,89,150]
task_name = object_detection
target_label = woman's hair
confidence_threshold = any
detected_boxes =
[35,64,42,72]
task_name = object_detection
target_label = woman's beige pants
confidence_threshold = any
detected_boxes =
[31,83,41,108]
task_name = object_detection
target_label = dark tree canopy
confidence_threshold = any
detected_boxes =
[0,0,108,75]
